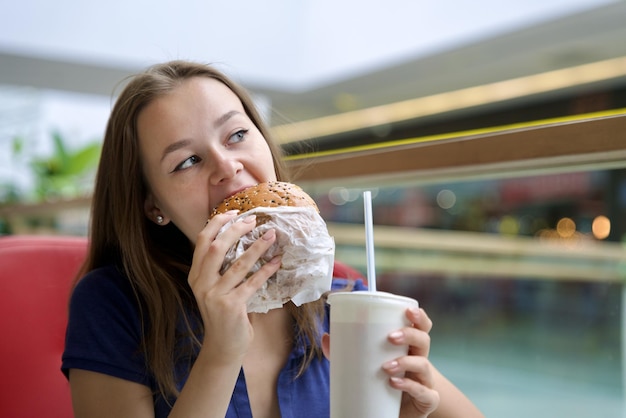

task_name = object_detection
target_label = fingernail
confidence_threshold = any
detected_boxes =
[268,255,282,264]
[409,307,420,316]
[243,215,256,223]
[388,331,403,340]
[390,377,403,385]
[383,360,398,370]
[262,228,276,240]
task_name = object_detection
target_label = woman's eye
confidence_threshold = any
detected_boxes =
[174,155,201,171]
[229,129,249,144]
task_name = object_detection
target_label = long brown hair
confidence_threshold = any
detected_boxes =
[81,60,326,399]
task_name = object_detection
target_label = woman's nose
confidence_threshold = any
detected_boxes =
[209,151,243,184]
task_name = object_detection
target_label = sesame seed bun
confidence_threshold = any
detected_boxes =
[210,181,318,218]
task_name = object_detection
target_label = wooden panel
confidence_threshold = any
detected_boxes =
[286,113,626,184]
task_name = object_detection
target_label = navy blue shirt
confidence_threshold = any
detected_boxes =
[62,265,365,417]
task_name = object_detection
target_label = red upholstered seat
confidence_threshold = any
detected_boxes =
[331,259,366,285]
[0,235,87,418]
[0,234,362,417]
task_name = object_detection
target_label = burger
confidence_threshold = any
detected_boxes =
[211,181,335,313]
[210,181,319,218]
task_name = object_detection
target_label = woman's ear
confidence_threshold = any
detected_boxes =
[144,193,169,225]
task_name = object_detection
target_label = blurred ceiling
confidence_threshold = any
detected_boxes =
[1,1,626,138]
[264,2,626,122]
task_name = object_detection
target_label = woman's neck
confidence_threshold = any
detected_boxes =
[248,305,293,344]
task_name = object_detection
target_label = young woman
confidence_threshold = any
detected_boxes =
[62,60,483,418]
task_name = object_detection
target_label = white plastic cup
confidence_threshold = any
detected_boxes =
[327,290,419,418]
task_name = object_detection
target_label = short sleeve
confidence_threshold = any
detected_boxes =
[61,265,154,389]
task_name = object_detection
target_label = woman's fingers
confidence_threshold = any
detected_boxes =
[408,307,432,333]
[385,357,439,417]
[190,212,241,285]
[387,311,431,358]
[196,211,239,247]
[232,251,282,301]
[384,306,440,415]
[215,223,280,293]
[382,355,434,388]
[203,215,257,283]
[190,213,257,287]
[190,212,282,303]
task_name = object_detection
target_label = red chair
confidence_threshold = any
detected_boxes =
[0,234,362,417]
[0,235,87,418]
[332,260,366,285]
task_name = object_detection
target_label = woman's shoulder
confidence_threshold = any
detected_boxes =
[74,264,133,294]
[70,264,140,313]
[63,263,151,387]
[66,263,145,355]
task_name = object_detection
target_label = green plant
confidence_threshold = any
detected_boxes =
[30,130,101,201]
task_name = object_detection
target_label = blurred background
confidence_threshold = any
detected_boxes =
[2,0,626,416]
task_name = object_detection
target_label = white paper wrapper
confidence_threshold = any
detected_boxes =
[218,206,335,313]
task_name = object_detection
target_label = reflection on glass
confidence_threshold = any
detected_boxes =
[312,168,625,417]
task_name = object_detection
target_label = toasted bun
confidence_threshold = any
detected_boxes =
[210,181,318,218]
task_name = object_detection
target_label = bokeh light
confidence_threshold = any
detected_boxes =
[499,216,520,235]
[556,217,576,238]
[328,187,351,205]
[591,215,611,240]
[328,187,377,206]
[436,189,456,209]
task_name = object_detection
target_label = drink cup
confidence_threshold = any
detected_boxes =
[327,290,419,418]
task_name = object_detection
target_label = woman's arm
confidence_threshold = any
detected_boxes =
[166,345,244,418]
[69,349,244,418]
[430,367,484,418]
[69,370,155,418]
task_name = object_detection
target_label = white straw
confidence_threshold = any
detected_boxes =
[363,191,377,292]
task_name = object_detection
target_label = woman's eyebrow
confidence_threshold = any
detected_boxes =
[160,138,192,163]
[215,110,242,127]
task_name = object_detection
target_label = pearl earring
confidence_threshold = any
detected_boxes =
[156,215,164,224]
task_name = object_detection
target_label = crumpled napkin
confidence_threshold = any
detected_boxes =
[218,206,335,313]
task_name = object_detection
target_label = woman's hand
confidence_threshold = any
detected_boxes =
[382,307,440,418]
[188,211,282,362]
[323,304,483,418]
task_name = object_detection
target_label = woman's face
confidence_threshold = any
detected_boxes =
[137,76,277,243]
